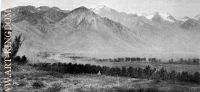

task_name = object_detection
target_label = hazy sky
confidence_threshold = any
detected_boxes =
[1,0,200,18]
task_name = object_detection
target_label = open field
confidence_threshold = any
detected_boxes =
[1,52,199,92]
[0,61,200,92]
[109,62,200,73]
[35,52,200,73]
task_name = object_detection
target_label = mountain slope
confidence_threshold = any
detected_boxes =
[54,6,150,56]
[93,5,200,57]
[6,6,152,58]
[180,18,200,30]
[2,5,200,59]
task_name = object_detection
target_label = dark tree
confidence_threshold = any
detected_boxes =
[192,72,200,84]
[169,70,177,83]
[12,34,23,58]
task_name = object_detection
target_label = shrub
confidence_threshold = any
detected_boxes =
[48,72,64,78]
[20,55,28,64]
[17,81,27,87]
[33,62,200,84]
[13,55,28,65]
[52,83,63,90]
[32,81,45,89]
[14,56,21,62]
[45,83,63,92]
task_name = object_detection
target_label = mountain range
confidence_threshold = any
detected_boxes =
[1,5,200,59]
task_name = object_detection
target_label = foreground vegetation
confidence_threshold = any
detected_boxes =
[31,62,200,85]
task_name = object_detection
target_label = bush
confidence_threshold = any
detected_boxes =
[17,81,27,87]
[13,55,28,65]
[32,81,45,89]
[32,62,200,84]
[52,83,63,90]
[48,72,64,78]
[14,56,21,62]
[45,83,63,92]
[21,55,28,64]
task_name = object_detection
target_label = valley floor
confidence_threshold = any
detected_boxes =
[0,64,200,92]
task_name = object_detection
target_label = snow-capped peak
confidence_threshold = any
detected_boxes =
[142,12,175,22]
[181,16,191,21]
[92,5,176,22]
[92,5,112,13]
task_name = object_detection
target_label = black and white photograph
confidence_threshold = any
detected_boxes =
[1,0,200,92]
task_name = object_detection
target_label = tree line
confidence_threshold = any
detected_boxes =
[97,57,152,62]
[168,58,200,65]
[31,62,200,84]
[96,57,199,65]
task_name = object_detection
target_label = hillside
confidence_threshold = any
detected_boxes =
[1,5,200,60]
[93,5,200,58]
[2,6,152,59]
